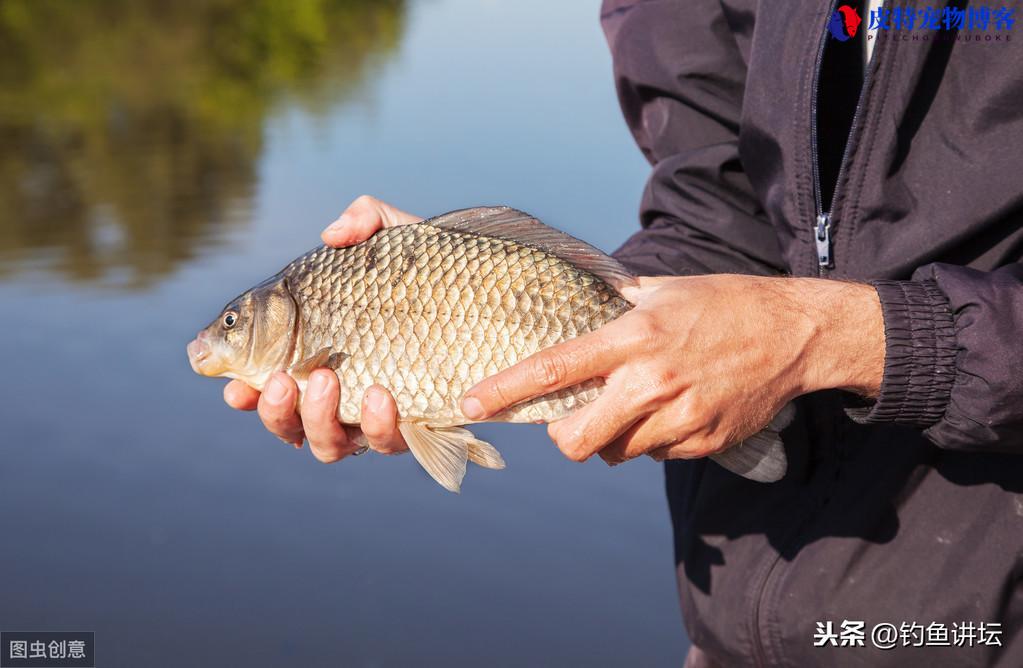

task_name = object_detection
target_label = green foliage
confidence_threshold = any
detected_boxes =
[0,0,407,287]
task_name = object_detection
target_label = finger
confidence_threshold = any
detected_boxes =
[359,385,407,454]
[598,416,651,466]
[546,385,645,462]
[224,380,260,411]
[619,275,676,304]
[301,370,358,463]
[599,407,697,465]
[321,195,421,247]
[460,325,628,420]
[647,438,712,462]
[257,372,305,446]
[634,275,677,289]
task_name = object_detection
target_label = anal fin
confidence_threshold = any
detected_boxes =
[447,427,506,470]
[708,401,796,483]
[398,424,505,493]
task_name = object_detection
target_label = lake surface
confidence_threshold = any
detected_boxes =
[0,1,688,665]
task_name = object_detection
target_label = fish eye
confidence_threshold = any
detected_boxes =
[222,311,238,329]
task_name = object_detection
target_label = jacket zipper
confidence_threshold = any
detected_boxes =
[749,7,886,668]
[747,8,847,664]
[815,212,832,269]
[809,5,881,277]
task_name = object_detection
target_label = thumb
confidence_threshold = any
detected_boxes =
[322,195,422,247]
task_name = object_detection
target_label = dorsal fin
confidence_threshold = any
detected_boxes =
[422,207,637,294]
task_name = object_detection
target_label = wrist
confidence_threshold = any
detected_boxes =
[792,279,885,397]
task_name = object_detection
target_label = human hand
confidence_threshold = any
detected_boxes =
[223,195,422,462]
[459,274,884,465]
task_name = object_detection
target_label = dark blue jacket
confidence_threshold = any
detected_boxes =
[602,0,1023,665]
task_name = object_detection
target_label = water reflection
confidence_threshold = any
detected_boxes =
[0,0,406,288]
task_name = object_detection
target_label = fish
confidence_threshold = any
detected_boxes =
[187,207,792,492]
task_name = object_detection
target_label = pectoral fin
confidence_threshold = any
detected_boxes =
[708,401,796,483]
[289,347,348,381]
[398,423,506,493]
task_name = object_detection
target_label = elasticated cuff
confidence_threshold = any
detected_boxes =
[847,280,958,427]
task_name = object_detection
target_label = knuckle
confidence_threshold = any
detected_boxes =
[675,397,706,434]
[531,353,568,389]
[628,310,661,345]
[352,194,378,208]
[653,367,680,394]
[261,409,292,434]
[637,367,681,406]
[486,380,514,412]
[551,427,588,462]
[260,400,302,439]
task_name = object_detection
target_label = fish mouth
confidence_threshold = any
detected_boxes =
[187,334,214,375]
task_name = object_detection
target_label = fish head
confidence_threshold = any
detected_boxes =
[187,276,298,387]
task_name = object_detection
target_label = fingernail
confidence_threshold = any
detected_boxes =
[325,214,350,234]
[265,376,288,403]
[309,372,330,400]
[365,390,386,413]
[461,397,485,420]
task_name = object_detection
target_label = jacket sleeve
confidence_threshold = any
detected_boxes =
[601,0,786,278]
[857,263,1023,452]
[603,2,1023,453]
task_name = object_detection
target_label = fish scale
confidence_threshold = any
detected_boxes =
[283,221,630,427]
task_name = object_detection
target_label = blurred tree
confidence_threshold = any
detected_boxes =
[0,0,406,287]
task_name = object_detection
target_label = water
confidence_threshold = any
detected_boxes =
[0,1,688,665]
